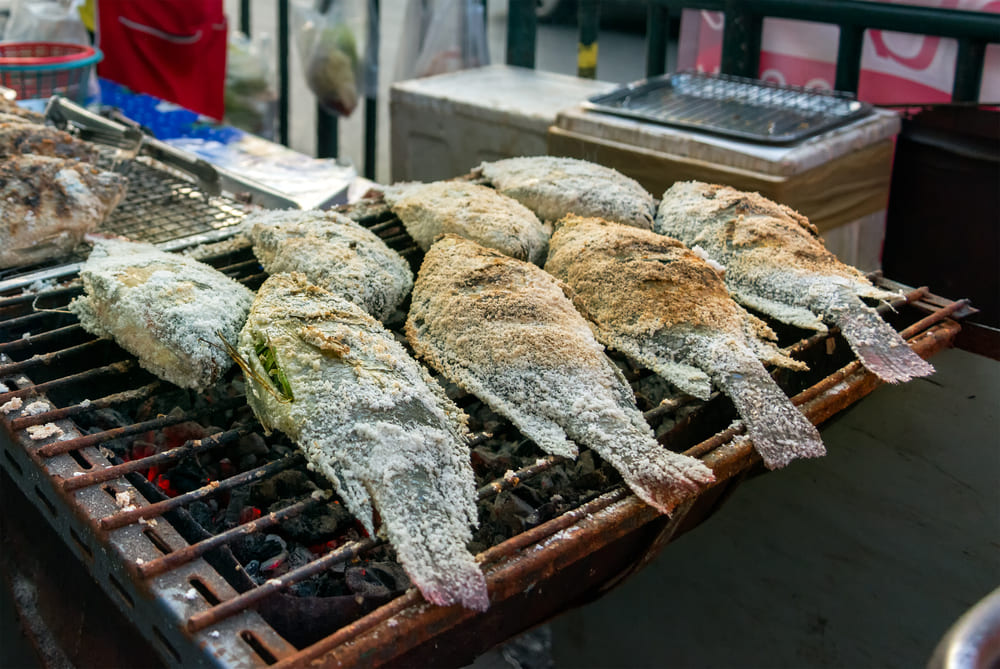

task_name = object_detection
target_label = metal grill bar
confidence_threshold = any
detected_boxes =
[0,361,135,402]
[61,427,244,492]
[98,453,305,531]
[0,338,110,377]
[10,383,160,431]
[36,396,247,458]
[0,324,84,355]
[137,496,325,579]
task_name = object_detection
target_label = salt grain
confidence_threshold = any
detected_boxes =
[26,423,63,440]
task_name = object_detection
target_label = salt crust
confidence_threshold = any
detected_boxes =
[245,209,412,322]
[0,155,127,269]
[27,423,63,440]
[479,156,656,230]
[382,180,550,265]
[655,181,933,383]
[406,235,714,515]
[545,216,825,470]
[239,273,487,611]
[0,122,100,162]
[69,238,254,391]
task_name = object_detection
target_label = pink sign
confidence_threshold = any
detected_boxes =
[678,0,1000,104]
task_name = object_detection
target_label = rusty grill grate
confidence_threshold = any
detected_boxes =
[0,197,968,668]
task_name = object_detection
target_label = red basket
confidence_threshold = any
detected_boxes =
[0,42,103,103]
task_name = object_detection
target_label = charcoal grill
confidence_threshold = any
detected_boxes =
[0,122,972,667]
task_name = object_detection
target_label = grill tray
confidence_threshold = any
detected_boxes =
[584,72,873,145]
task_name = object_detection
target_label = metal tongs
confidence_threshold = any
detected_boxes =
[44,96,299,210]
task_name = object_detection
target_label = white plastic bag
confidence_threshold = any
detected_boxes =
[225,31,279,139]
[291,0,377,117]
[397,0,489,80]
[3,0,90,43]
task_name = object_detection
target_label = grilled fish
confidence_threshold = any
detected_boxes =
[69,238,254,390]
[406,235,715,515]
[246,209,413,322]
[0,155,127,269]
[238,272,488,611]
[382,180,550,265]
[546,216,825,469]
[477,156,655,229]
[655,182,934,383]
[0,98,45,123]
[0,122,100,161]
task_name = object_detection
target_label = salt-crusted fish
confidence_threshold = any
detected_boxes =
[477,156,655,229]
[382,180,550,265]
[69,239,254,390]
[0,122,100,161]
[406,235,715,515]
[655,182,934,383]
[246,209,413,322]
[239,272,488,611]
[0,98,45,123]
[0,155,127,269]
[545,216,825,469]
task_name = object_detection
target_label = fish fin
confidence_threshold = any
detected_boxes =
[600,331,713,401]
[825,290,934,383]
[300,438,377,535]
[715,350,826,470]
[732,289,828,333]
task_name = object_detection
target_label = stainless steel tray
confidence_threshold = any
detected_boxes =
[584,72,873,145]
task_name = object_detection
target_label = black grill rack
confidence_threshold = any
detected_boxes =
[585,71,874,145]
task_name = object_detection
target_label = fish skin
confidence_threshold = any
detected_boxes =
[478,156,656,229]
[0,122,100,162]
[245,209,413,322]
[382,180,550,265]
[655,181,933,384]
[239,272,488,611]
[69,238,254,391]
[406,235,715,515]
[545,216,824,470]
[0,155,126,269]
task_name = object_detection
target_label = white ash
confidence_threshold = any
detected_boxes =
[22,400,51,415]
[27,423,63,440]
[1,397,23,414]
[184,588,199,601]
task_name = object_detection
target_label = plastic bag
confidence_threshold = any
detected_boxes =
[225,31,279,139]
[397,0,489,81]
[291,0,377,118]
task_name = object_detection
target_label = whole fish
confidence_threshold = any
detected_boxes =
[246,209,413,322]
[69,238,254,390]
[382,180,550,265]
[406,235,715,515]
[545,215,825,470]
[655,181,933,383]
[238,272,488,611]
[477,156,655,229]
[0,155,126,269]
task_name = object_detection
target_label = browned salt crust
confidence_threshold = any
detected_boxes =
[239,272,487,611]
[0,122,100,162]
[546,216,824,469]
[655,181,934,383]
[0,155,127,269]
[478,156,656,229]
[406,235,714,515]
[246,208,413,322]
[382,180,550,265]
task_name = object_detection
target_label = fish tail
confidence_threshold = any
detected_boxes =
[825,290,934,383]
[716,353,826,470]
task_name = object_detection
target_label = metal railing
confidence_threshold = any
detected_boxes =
[507,0,1000,102]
